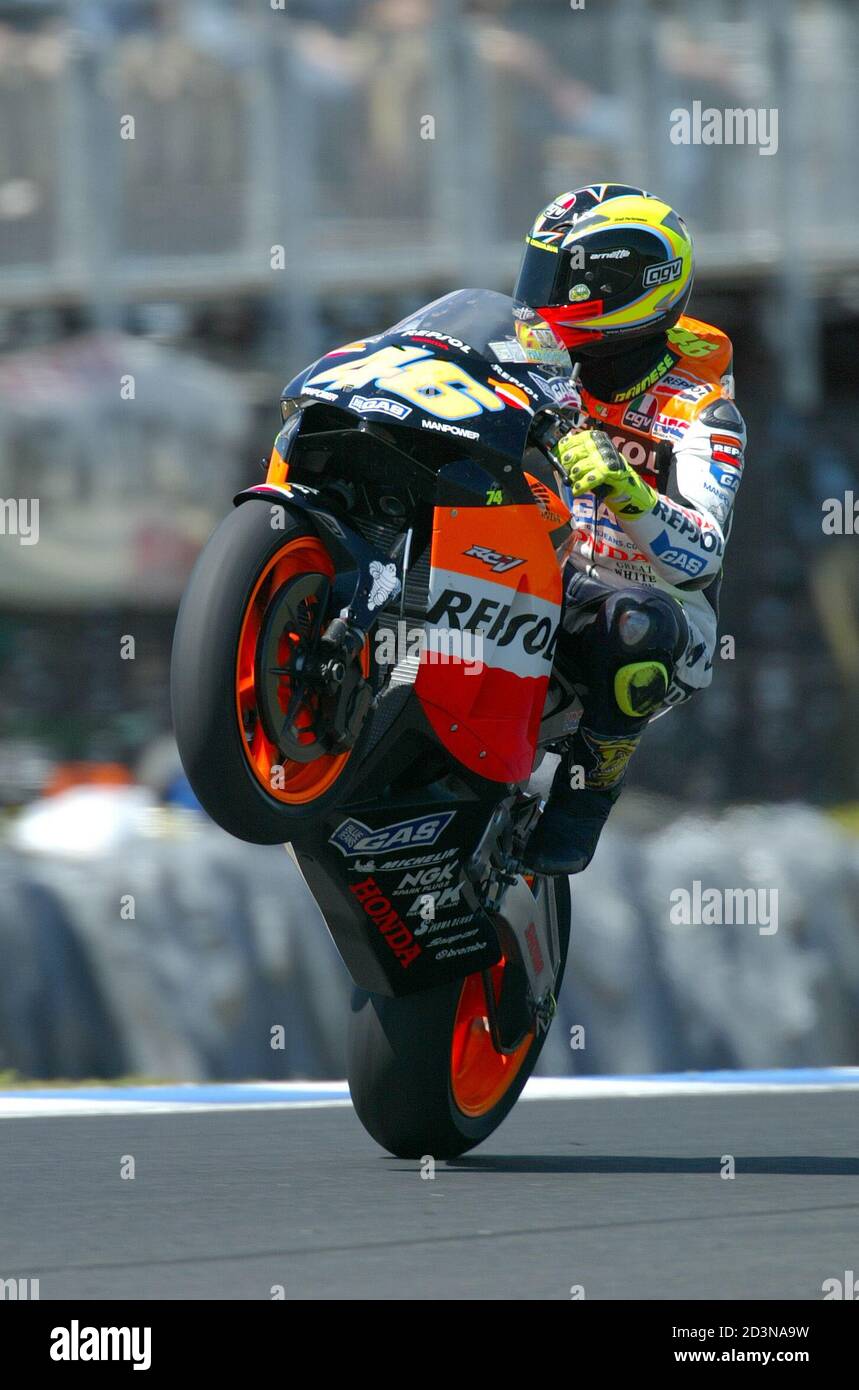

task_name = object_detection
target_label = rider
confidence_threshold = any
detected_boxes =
[515,184,745,875]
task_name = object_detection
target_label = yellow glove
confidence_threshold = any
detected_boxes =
[555,429,658,518]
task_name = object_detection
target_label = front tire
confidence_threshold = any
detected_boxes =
[171,503,369,844]
[347,876,571,1159]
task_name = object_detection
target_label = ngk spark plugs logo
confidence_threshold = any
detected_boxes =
[393,861,459,893]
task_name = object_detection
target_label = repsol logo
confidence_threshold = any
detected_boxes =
[604,430,659,474]
[425,590,559,662]
[350,877,422,969]
[653,499,723,554]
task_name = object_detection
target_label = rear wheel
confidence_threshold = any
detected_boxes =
[171,502,370,843]
[347,875,571,1158]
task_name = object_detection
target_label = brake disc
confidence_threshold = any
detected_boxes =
[255,571,331,764]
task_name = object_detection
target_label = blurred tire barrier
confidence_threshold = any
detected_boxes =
[2,789,352,1081]
[538,796,859,1077]
[2,789,858,1081]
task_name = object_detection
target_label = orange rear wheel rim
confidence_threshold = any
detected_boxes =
[450,961,535,1118]
[234,534,368,805]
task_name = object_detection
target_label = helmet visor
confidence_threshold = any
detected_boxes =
[513,239,575,309]
[516,239,648,313]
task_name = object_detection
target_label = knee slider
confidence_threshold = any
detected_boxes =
[614,660,669,717]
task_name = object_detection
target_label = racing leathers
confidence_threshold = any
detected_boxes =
[526,314,746,875]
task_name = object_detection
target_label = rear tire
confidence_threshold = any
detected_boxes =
[347,876,571,1158]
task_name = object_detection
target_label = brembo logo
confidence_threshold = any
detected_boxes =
[350,877,422,969]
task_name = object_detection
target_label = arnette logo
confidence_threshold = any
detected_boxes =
[350,877,422,969]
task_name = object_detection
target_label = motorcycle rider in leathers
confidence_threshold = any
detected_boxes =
[514,185,746,875]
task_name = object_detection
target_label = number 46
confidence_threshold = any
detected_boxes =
[308,346,504,422]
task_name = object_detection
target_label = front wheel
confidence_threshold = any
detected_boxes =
[171,502,371,844]
[347,876,571,1159]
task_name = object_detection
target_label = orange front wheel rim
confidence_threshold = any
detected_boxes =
[234,535,368,805]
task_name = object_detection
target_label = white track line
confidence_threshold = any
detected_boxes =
[1,1071,858,1119]
[523,1073,859,1101]
[0,1097,354,1118]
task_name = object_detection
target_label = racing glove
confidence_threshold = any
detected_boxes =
[555,428,657,518]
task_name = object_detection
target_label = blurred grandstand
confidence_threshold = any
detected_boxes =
[1,0,858,1078]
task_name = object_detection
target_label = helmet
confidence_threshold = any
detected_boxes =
[513,184,694,357]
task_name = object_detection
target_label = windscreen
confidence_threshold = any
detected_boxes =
[389,288,571,369]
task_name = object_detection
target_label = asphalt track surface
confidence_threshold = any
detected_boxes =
[2,1087,858,1300]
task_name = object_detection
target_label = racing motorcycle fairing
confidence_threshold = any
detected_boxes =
[415,487,563,785]
[292,779,505,998]
[280,288,577,465]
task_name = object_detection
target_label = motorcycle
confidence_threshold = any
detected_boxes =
[171,288,587,1158]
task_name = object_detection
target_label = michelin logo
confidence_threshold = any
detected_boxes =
[330,811,456,857]
[367,560,400,610]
